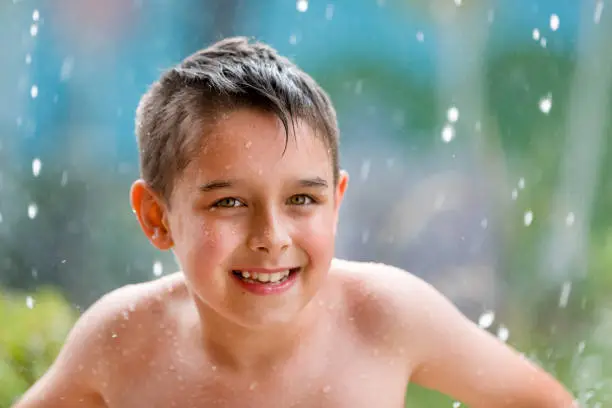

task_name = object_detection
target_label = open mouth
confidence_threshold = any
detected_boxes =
[232,267,301,285]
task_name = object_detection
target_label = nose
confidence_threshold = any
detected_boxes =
[247,210,291,256]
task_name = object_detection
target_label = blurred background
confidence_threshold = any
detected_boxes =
[1,0,611,406]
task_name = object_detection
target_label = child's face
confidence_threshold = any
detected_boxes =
[165,108,347,327]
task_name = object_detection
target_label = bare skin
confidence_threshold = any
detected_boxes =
[14,108,575,407]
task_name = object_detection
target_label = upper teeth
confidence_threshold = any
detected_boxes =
[240,270,291,283]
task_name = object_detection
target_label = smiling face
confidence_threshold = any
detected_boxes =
[132,108,348,328]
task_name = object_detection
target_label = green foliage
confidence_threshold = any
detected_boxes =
[0,287,78,407]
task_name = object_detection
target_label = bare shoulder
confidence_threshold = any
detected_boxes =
[13,273,190,407]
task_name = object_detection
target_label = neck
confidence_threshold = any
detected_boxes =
[189,293,323,371]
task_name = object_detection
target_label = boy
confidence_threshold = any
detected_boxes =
[15,37,575,407]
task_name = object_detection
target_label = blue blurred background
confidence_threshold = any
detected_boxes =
[1,0,612,406]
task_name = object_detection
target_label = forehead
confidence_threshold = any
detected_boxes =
[186,109,332,180]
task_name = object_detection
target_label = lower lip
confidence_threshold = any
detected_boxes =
[231,269,300,295]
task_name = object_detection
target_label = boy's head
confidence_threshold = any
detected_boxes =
[130,37,349,328]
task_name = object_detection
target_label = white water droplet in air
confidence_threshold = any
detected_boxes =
[523,210,533,226]
[539,95,552,114]
[32,9,40,21]
[416,31,424,42]
[32,158,41,177]
[540,37,547,48]
[61,171,68,186]
[30,24,38,37]
[511,189,518,200]
[441,125,455,143]
[565,212,575,226]
[30,85,38,99]
[518,177,525,189]
[25,53,32,64]
[532,28,540,40]
[296,0,308,12]
[559,281,572,308]
[0,212,3,223]
[453,402,462,408]
[153,261,163,277]
[550,14,560,31]
[26,296,35,309]
[28,203,38,219]
[478,310,495,329]
[289,34,298,45]
[594,1,604,24]
[497,325,510,342]
[325,4,334,20]
[480,218,488,229]
[361,229,370,244]
[453,0,462,5]
[360,160,371,181]
[447,106,459,123]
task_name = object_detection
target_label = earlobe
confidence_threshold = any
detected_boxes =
[130,179,174,250]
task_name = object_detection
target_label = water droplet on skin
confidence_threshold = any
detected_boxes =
[559,281,572,308]
[296,0,308,12]
[153,261,163,277]
[416,31,424,42]
[447,106,459,123]
[30,24,38,37]
[249,382,258,390]
[27,203,38,219]
[532,28,540,40]
[244,141,252,149]
[322,385,332,393]
[26,296,35,309]
[523,210,534,226]
[478,310,495,329]
[565,212,575,226]
[325,4,334,20]
[32,158,41,177]
[550,14,560,31]
[211,365,217,371]
[441,124,455,143]
[30,85,38,99]
[111,333,118,338]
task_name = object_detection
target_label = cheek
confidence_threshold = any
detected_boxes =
[177,216,242,267]
[295,210,337,259]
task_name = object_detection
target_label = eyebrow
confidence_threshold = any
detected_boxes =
[198,177,329,192]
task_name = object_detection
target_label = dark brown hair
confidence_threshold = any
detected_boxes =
[135,36,339,202]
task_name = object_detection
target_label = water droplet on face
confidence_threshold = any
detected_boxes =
[26,296,35,309]
[28,203,38,219]
[559,281,572,308]
[325,4,334,20]
[478,310,495,329]
[497,325,510,342]
[441,125,455,143]
[594,1,604,24]
[549,14,560,31]
[32,158,41,177]
[153,261,163,277]
[523,210,534,226]
[360,160,370,181]
[296,0,308,12]
[249,381,258,390]
[112,333,118,338]
[322,385,332,393]
[30,85,39,99]
[244,141,252,149]
[446,106,459,123]
[565,212,575,226]
[30,24,38,37]
[416,31,425,42]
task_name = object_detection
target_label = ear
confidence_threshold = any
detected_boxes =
[333,170,349,233]
[130,179,174,250]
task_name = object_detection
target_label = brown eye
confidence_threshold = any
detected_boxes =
[287,195,313,205]
[213,198,243,208]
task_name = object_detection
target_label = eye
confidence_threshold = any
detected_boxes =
[212,197,244,208]
[287,194,314,206]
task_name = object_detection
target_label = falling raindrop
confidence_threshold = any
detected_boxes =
[32,158,41,177]
[325,4,334,20]
[361,229,370,244]
[518,177,525,189]
[511,189,518,200]
[441,124,455,143]
[523,210,534,226]
[447,106,459,123]
[30,85,39,99]
[453,402,462,408]
[532,28,541,40]
[289,34,298,45]
[480,218,488,229]
[478,310,495,329]
[360,160,371,181]
[296,0,308,12]
[540,37,547,48]
[153,261,163,277]
[26,296,35,309]
[416,31,424,42]
[453,0,462,6]
[497,325,510,342]
[25,53,32,64]
[565,212,575,226]
[594,1,604,24]
[549,14,560,31]
[539,94,552,114]
[0,211,3,223]
[30,24,38,37]
[61,171,68,186]
[559,281,572,308]
[32,9,40,21]
[28,203,38,219]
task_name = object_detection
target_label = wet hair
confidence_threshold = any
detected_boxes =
[135,36,339,203]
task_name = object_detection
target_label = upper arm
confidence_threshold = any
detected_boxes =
[404,277,576,407]
[11,288,131,408]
